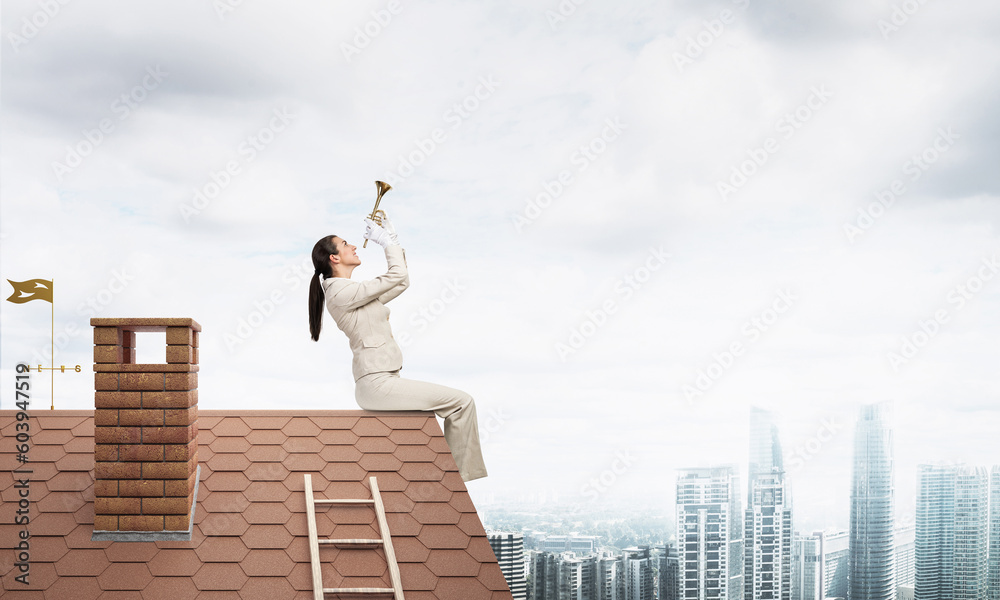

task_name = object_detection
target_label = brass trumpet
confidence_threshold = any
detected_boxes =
[363,180,391,248]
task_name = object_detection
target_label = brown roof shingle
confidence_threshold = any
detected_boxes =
[0,410,513,599]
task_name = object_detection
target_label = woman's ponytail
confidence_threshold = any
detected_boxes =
[309,235,338,341]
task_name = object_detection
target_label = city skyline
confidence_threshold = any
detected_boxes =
[494,450,1000,600]
[512,403,959,599]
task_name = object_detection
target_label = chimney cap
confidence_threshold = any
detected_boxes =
[91,317,202,332]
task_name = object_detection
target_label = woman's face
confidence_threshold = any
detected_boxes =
[331,237,360,268]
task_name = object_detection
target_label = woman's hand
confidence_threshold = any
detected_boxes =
[379,217,399,246]
[364,217,399,248]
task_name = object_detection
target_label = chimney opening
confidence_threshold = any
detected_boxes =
[133,331,167,364]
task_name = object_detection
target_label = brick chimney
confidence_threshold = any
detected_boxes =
[90,318,200,536]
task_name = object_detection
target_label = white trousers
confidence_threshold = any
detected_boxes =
[355,370,488,482]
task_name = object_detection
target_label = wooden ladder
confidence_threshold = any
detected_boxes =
[304,474,405,599]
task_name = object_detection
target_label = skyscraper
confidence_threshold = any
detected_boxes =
[622,546,654,600]
[848,402,895,600]
[990,466,1000,600]
[531,551,559,600]
[952,466,989,600]
[746,407,793,600]
[658,544,679,600]
[596,551,623,600]
[792,529,851,599]
[488,531,527,599]
[823,530,850,598]
[791,532,822,600]
[914,463,989,600]
[749,407,784,493]
[676,465,744,600]
[530,550,598,600]
[558,552,597,600]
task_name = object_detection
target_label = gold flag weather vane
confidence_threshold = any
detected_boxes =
[6,279,54,303]
[6,279,80,410]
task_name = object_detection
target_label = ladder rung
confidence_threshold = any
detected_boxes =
[320,538,384,545]
[323,588,395,594]
[316,498,375,504]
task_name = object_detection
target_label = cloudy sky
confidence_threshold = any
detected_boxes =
[2,0,998,534]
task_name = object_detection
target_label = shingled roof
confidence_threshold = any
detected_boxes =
[0,409,513,599]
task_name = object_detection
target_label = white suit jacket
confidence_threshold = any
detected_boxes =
[322,244,409,382]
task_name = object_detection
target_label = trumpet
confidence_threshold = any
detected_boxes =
[363,180,391,248]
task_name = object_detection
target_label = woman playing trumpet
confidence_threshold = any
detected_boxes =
[307,217,488,482]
